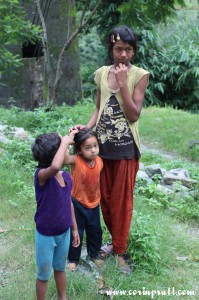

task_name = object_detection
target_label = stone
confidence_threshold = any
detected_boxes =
[136,170,153,184]
[14,127,29,140]
[163,168,197,188]
[145,164,163,178]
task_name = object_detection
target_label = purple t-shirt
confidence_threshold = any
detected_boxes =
[34,169,72,236]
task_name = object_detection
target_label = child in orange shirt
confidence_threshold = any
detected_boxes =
[66,128,104,271]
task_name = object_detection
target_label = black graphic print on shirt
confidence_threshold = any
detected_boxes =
[96,95,139,160]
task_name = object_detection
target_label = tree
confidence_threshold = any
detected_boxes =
[0,0,41,79]
[35,0,102,107]
[119,0,186,29]
[77,0,186,41]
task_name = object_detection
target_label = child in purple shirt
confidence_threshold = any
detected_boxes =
[32,131,80,300]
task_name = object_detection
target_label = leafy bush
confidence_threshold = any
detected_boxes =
[101,210,161,272]
[5,139,33,165]
[135,13,199,112]
[0,0,41,77]
[135,179,170,209]
[79,27,106,100]
[135,175,199,222]
[128,212,161,272]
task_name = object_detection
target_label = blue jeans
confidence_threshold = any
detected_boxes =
[35,229,70,280]
[68,197,102,263]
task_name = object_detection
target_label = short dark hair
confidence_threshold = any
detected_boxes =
[31,132,61,168]
[73,128,97,154]
[108,25,137,62]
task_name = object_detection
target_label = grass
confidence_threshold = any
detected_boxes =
[139,106,199,162]
[0,103,199,299]
[0,103,198,162]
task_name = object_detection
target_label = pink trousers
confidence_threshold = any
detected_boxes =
[100,159,139,254]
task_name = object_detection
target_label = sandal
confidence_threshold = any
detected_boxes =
[100,243,113,258]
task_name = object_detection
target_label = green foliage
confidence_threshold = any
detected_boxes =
[134,13,199,112]
[136,179,170,209]
[80,0,186,40]
[0,102,199,298]
[81,65,96,100]
[128,212,161,271]
[140,106,199,162]
[135,172,199,222]
[4,139,33,166]
[1,104,198,162]
[119,0,186,29]
[77,1,198,112]
[171,192,199,221]
[101,209,161,272]
[79,27,106,99]
[0,0,41,77]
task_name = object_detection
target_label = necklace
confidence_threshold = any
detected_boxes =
[84,159,95,167]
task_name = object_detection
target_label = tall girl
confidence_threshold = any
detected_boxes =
[75,25,149,274]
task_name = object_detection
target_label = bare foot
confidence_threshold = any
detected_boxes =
[117,255,126,267]
[67,262,77,271]
[117,255,131,275]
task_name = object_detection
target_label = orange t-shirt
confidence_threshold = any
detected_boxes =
[71,156,103,208]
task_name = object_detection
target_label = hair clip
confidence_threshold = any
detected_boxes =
[116,33,120,41]
[111,34,115,43]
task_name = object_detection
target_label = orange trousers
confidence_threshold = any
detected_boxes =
[100,159,139,254]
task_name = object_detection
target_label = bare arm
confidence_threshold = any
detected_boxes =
[63,129,79,165]
[86,89,101,128]
[115,63,149,123]
[71,201,80,247]
[38,135,75,186]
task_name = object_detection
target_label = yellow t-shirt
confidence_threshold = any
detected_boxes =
[71,156,103,208]
[94,65,150,153]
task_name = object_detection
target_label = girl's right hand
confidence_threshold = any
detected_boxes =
[72,228,80,247]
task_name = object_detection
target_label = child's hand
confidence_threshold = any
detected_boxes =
[69,128,79,138]
[72,228,80,247]
[69,125,86,133]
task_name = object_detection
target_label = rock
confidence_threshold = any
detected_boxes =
[145,164,163,178]
[0,125,7,131]
[136,170,153,184]
[14,127,29,140]
[139,162,145,170]
[0,132,9,143]
[156,184,173,194]
[163,168,197,188]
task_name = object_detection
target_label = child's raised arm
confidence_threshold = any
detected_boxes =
[63,129,79,165]
[38,135,75,185]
